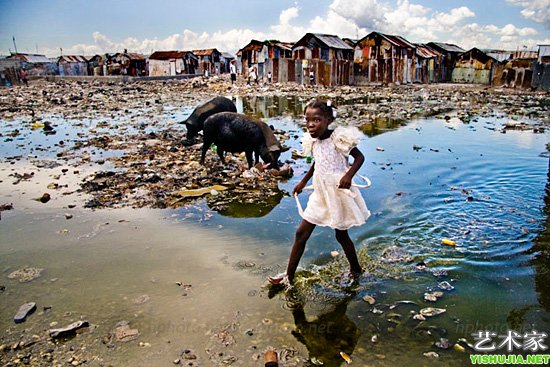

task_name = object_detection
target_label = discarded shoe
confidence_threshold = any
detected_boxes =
[14,302,36,323]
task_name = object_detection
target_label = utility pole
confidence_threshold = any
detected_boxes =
[12,36,18,54]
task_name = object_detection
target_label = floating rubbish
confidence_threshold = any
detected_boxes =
[419,307,446,317]
[438,281,455,291]
[339,351,352,364]
[330,250,340,257]
[423,351,439,358]
[14,302,36,323]
[441,238,456,246]
[49,320,89,338]
[376,146,385,151]
[424,291,444,302]
[362,295,376,304]
[413,314,426,321]
[170,185,228,199]
[435,338,452,349]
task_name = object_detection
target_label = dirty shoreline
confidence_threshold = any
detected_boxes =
[1,76,548,211]
[0,77,549,367]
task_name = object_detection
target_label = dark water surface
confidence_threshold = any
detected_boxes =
[1,96,549,366]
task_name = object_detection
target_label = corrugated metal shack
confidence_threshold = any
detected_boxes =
[354,31,416,85]
[264,41,293,83]
[111,52,146,76]
[0,57,22,86]
[426,42,465,82]
[452,48,497,85]
[192,48,221,76]
[58,55,89,76]
[292,33,354,86]
[239,40,268,78]
[532,45,550,90]
[414,44,443,83]
[239,40,294,82]
[148,51,198,76]
[492,50,538,89]
[8,53,57,76]
[88,54,113,76]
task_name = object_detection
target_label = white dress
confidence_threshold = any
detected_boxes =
[300,127,371,230]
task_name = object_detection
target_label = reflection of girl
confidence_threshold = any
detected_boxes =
[269,99,370,286]
[291,298,360,366]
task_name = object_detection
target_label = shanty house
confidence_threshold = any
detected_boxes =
[353,31,416,85]
[426,42,465,82]
[493,50,538,89]
[8,53,57,76]
[292,33,354,86]
[240,40,267,77]
[192,49,221,76]
[88,54,113,76]
[148,51,198,76]
[452,48,497,85]
[110,52,146,76]
[0,57,22,86]
[239,40,293,82]
[532,45,550,90]
[414,44,443,83]
[58,55,89,76]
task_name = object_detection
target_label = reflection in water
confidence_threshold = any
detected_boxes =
[530,156,550,311]
[289,294,360,367]
[206,190,284,218]
[238,95,308,118]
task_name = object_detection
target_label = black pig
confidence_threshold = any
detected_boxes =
[200,112,282,168]
[180,96,237,143]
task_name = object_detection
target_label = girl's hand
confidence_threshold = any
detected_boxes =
[338,173,352,189]
[293,181,306,196]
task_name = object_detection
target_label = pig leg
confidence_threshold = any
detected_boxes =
[200,138,212,165]
[245,150,254,168]
[254,151,260,165]
[217,149,226,164]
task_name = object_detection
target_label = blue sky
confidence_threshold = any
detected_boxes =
[0,0,548,57]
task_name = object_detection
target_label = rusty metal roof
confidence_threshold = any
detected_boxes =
[415,44,442,59]
[149,51,186,59]
[427,42,465,53]
[294,33,353,50]
[360,32,416,49]
[58,55,88,63]
[241,40,264,52]
[192,49,220,56]
[10,53,52,63]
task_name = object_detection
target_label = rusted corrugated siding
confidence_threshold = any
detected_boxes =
[452,48,495,84]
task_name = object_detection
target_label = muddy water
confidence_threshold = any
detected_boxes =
[1,97,549,367]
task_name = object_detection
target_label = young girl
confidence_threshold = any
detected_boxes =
[269,99,370,286]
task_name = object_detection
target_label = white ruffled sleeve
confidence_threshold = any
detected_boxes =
[332,126,362,155]
[301,132,316,156]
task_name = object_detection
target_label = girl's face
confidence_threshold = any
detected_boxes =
[305,107,331,139]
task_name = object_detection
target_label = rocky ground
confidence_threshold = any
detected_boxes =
[0,76,548,366]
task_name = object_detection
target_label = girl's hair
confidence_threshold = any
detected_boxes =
[304,99,336,121]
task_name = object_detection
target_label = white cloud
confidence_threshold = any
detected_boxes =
[506,0,550,28]
[24,1,550,58]
[280,6,299,25]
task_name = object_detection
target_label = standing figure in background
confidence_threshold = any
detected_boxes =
[19,68,28,86]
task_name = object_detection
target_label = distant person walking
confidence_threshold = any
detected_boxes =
[230,62,237,85]
[19,68,28,86]
[309,69,315,86]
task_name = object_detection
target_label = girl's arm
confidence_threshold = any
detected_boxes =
[339,147,364,189]
[293,163,315,195]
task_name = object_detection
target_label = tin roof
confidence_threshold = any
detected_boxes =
[241,40,264,52]
[149,51,186,59]
[415,44,442,59]
[427,42,465,53]
[59,55,88,63]
[192,48,220,56]
[360,32,416,49]
[10,53,52,63]
[294,33,353,50]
